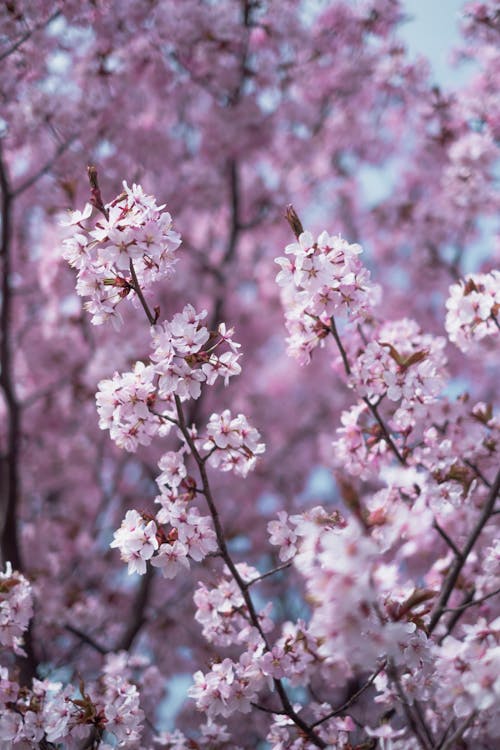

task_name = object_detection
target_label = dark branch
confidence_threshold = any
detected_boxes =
[428,468,500,634]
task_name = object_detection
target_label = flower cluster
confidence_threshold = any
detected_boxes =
[349,319,446,423]
[445,271,500,352]
[61,182,181,328]
[202,409,266,477]
[96,307,242,451]
[0,661,144,747]
[111,503,218,581]
[0,562,33,655]
[110,509,159,575]
[194,564,273,646]
[96,361,161,452]
[257,620,321,686]
[295,519,430,677]
[155,497,218,568]
[267,708,355,750]
[151,307,241,402]
[275,230,379,364]
[433,618,500,733]
[154,720,233,749]
[268,506,345,562]
[189,636,266,718]
[331,401,396,479]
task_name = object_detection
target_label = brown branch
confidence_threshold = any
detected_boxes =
[0,9,62,63]
[174,396,326,748]
[435,711,476,750]
[428,468,500,634]
[116,567,155,651]
[244,562,292,588]
[129,260,156,325]
[0,144,22,571]
[432,520,461,558]
[443,585,500,614]
[12,136,76,198]
[0,144,38,685]
[329,315,352,376]
[311,662,386,727]
[387,662,431,750]
[64,624,108,655]
[223,159,240,265]
[328,315,406,466]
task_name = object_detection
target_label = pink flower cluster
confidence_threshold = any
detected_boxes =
[0,562,33,656]
[154,719,232,749]
[110,509,159,575]
[268,505,345,562]
[349,319,446,418]
[96,361,160,452]
[96,307,242,451]
[433,618,500,735]
[267,708,356,749]
[194,564,273,647]
[275,230,379,364]
[61,182,181,328]
[0,655,144,747]
[445,271,500,352]
[111,490,218,580]
[151,307,242,401]
[202,409,266,477]
[189,632,267,718]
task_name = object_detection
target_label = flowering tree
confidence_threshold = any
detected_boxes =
[0,1,499,748]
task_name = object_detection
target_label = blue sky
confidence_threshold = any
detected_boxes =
[401,0,470,86]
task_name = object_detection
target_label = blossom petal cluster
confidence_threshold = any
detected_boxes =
[61,182,181,328]
[445,271,500,352]
[350,319,446,406]
[202,409,266,476]
[194,564,273,646]
[0,562,33,655]
[151,307,241,402]
[0,656,144,747]
[275,230,379,363]
[96,307,242,451]
[189,634,267,718]
[110,509,159,575]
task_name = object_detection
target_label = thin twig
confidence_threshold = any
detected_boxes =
[174,396,326,748]
[251,701,287,716]
[329,315,351,375]
[428,468,500,634]
[116,567,155,651]
[311,662,386,727]
[64,624,108,655]
[129,260,156,325]
[244,562,292,588]
[387,662,431,750]
[0,10,62,63]
[432,520,461,558]
[443,585,500,614]
[440,588,476,644]
[12,136,76,197]
[328,315,406,465]
[464,459,491,488]
[436,711,476,750]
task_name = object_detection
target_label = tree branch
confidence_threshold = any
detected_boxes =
[0,10,62,63]
[0,144,38,684]
[311,662,386,727]
[12,136,76,198]
[328,315,406,465]
[174,395,327,748]
[428,468,500,634]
